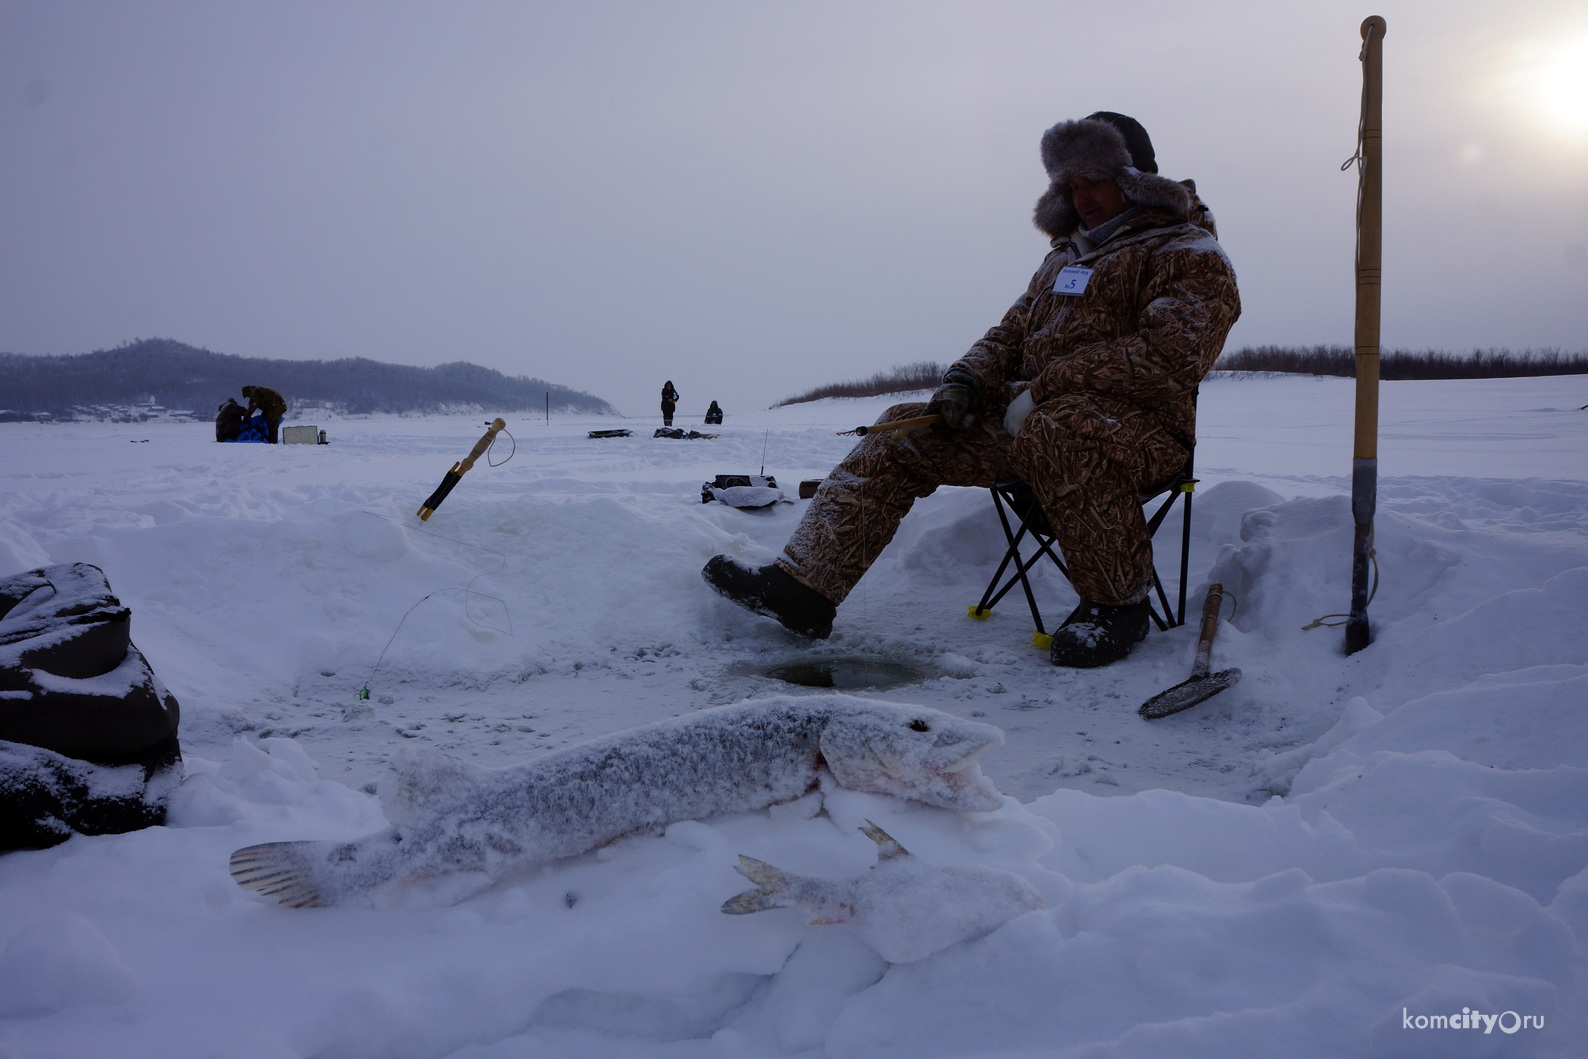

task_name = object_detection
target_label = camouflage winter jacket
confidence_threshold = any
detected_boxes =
[242,385,287,420]
[951,196,1239,445]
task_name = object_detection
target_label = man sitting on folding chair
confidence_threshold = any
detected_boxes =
[703,111,1240,667]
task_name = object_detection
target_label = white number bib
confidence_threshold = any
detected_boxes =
[1053,266,1093,296]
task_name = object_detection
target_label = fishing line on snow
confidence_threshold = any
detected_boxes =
[356,511,513,700]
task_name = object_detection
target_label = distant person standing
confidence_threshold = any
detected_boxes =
[704,400,724,425]
[241,385,287,444]
[660,381,680,427]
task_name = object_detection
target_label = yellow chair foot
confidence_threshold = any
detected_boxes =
[967,606,992,620]
[1032,632,1052,649]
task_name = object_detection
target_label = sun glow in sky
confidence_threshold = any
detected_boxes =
[1496,31,1588,139]
[1537,37,1588,134]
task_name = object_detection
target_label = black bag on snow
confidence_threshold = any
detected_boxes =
[700,474,778,504]
[1,564,182,852]
[0,564,180,764]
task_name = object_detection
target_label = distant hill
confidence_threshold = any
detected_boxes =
[0,339,614,418]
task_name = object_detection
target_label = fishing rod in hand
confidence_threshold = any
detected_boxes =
[837,413,942,437]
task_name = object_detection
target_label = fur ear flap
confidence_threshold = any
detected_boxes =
[1117,167,1192,219]
[1033,183,1078,239]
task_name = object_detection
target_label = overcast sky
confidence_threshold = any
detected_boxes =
[3,1,1585,417]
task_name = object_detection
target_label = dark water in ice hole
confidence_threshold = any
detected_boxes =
[764,659,924,689]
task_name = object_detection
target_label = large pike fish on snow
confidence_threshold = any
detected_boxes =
[230,696,1005,908]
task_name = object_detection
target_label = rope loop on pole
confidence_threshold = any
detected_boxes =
[1341,19,1382,172]
[1341,21,1377,171]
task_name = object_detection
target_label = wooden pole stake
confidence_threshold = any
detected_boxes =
[1347,15,1386,655]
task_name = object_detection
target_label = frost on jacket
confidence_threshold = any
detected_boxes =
[953,199,1240,445]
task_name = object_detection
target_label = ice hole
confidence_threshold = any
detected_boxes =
[764,659,923,689]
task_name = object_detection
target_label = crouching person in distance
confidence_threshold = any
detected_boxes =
[241,385,288,445]
[704,112,1240,668]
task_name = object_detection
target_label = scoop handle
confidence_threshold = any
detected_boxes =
[1191,583,1225,679]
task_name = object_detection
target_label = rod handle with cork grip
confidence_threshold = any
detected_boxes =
[838,414,942,437]
[417,418,507,521]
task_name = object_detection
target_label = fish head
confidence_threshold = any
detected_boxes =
[817,699,1004,811]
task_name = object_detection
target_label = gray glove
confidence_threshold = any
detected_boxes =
[925,371,980,430]
[1003,389,1036,437]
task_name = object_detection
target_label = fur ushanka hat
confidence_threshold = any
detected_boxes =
[1032,113,1192,238]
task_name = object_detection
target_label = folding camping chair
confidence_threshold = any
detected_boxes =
[967,459,1197,647]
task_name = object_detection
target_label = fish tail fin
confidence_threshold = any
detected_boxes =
[230,828,404,908]
[860,820,910,861]
[229,841,328,908]
[378,746,484,828]
[721,855,796,915]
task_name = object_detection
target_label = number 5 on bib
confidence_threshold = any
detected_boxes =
[1053,266,1093,296]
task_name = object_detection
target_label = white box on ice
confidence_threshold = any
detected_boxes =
[282,425,319,445]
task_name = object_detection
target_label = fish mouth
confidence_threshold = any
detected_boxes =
[938,769,1003,811]
[864,739,1003,811]
[939,742,993,774]
[870,737,999,778]
[933,740,1004,810]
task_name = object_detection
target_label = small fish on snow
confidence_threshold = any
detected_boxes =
[722,821,1043,963]
[229,696,1004,908]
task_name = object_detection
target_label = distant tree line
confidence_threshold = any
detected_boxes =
[0,338,614,417]
[773,345,1587,410]
[1214,345,1588,379]
[775,361,947,407]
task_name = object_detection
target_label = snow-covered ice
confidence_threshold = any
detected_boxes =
[0,372,1585,1056]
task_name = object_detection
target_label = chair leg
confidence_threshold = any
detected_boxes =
[1177,489,1194,627]
[997,490,1052,635]
[974,486,1071,636]
[1142,483,1196,629]
[974,473,1195,642]
[978,532,1062,598]
[1008,542,1050,636]
[1148,568,1173,632]
[1145,490,1178,535]
[974,490,1029,615]
[1177,442,1198,627]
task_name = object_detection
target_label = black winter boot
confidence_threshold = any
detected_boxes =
[702,556,835,638]
[1049,599,1151,668]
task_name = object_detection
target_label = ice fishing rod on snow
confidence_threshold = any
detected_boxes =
[1139,583,1241,719]
[838,413,941,437]
[417,418,511,521]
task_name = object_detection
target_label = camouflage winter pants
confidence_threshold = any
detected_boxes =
[776,397,1188,607]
